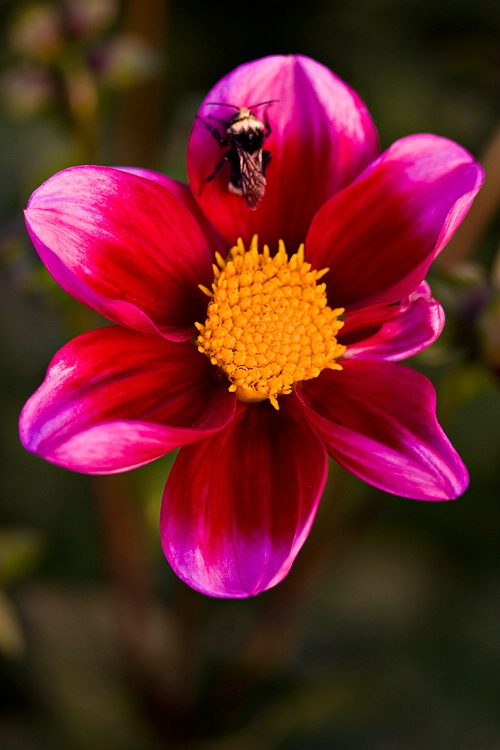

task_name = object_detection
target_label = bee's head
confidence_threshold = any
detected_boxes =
[205,100,278,121]
[229,108,260,129]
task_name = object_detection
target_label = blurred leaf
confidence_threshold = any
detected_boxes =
[479,294,500,373]
[0,527,44,588]
[0,590,24,657]
[490,244,500,291]
[437,361,497,421]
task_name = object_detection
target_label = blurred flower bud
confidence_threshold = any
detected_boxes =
[91,34,164,89]
[419,263,490,366]
[1,65,55,118]
[9,3,63,63]
[64,0,119,40]
[431,262,489,320]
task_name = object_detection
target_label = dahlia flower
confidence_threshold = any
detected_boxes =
[20,55,483,597]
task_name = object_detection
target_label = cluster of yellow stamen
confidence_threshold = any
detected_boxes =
[195,236,345,409]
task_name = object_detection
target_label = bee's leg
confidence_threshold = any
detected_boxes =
[197,116,228,146]
[207,115,232,128]
[262,150,272,176]
[201,153,230,192]
[263,111,272,137]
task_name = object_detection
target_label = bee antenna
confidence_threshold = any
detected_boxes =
[204,102,239,110]
[204,99,279,111]
[247,99,280,110]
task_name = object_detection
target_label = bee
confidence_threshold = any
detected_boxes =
[198,100,277,210]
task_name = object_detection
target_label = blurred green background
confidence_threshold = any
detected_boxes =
[1,1,500,748]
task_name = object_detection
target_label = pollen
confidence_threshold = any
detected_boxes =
[195,236,346,409]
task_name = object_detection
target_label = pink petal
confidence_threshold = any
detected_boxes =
[160,396,328,598]
[19,326,235,473]
[25,166,215,341]
[341,282,445,361]
[297,360,468,500]
[187,54,379,250]
[307,134,484,310]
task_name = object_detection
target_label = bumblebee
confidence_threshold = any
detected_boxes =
[198,100,277,210]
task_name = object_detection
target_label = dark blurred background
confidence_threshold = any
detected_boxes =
[1,1,500,748]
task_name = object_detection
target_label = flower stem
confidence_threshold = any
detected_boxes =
[438,123,500,268]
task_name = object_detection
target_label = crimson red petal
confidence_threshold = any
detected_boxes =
[160,396,328,598]
[307,135,484,310]
[117,167,228,253]
[188,54,379,250]
[298,361,468,500]
[25,166,215,341]
[19,326,235,473]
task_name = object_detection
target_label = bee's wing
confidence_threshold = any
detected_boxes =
[236,146,266,209]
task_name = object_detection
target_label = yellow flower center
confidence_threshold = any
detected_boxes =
[195,236,346,409]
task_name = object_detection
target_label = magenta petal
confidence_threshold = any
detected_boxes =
[160,396,328,598]
[19,326,235,473]
[307,134,484,310]
[187,54,379,249]
[25,166,215,341]
[298,361,468,500]
[341,282,445,361]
